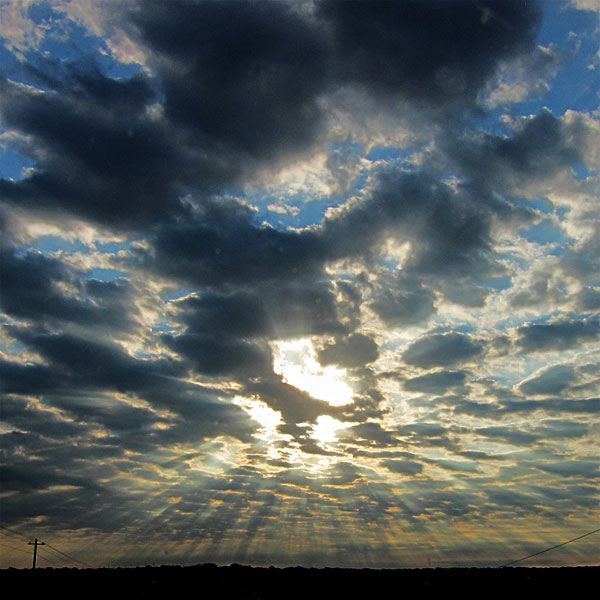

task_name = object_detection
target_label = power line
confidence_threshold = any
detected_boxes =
[500,527,600,567]
[1,525,91,568]
[0,523,29,540]
[0,542,62,568]
[44,542,91,568]
[38,546,72,567]
[35,551,62,568]
[0,542,33,556]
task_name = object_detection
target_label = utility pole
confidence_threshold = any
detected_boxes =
[28,538,45,569]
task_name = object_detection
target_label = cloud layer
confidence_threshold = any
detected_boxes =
[0,0,598,569]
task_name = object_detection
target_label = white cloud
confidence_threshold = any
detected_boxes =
[482,45,566,108]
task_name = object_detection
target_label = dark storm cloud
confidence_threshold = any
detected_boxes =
[132,165,501,324]
[1,0,545,233]
[0,395,85,439]
[484,488,540,512]
[322,170,495,280]
[323,461,366,487]
[468,420,590,454]
[534,461,599,479]
[3,328,255,445]
[0,358,63,396]
[48,393,164,436]
[317,0,541,106]
[0,246,138,331]
[403,370,468,394]
[258,280,346,338]
[167,285,347,376]
[164,332,272,377]
[338,422,398,448]
[449,108,585,187]
[130,199,349,341]
[450,399,503,418]
[428,458,480,474]
[0,430,123,470]
[476,426,539,445]
[317,333,379,368]
[130,0,329,165]
[126,0,542,179]
[453,397,600,418]
[517,364,577,396]
[412,108,590,283]
[0,460,160,532]
[508,266,560,309]
[0,72,195,229]
[380,459,423,476]
[402,422,450,438]
[8,328,179,393]
[393,422,462,453]
[176,292,269,340]
[516,317,600,353]
[369,275,436,326]
[178,281,346,339]
[561,222,600,282]
[455,449,506,462]
[0,463,93,494]
[513,398,600,414]
[535,419,589,439]
[0,0,549,390]
[334,280,364,328]
[402,332,484,369]
[577,287,600,311]
[135,199,328,288]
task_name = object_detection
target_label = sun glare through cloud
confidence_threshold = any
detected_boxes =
[310,415,350,446]
[272,339,355,407]
[234,396,284,442]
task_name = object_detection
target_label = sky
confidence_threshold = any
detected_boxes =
[0,0,599,570]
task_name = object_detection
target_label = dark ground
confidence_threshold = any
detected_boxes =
[1,563,598,599]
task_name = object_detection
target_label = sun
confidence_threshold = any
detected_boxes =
[311,415,349,445]
[271,338,354,407]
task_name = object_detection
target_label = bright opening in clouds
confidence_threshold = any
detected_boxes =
[310,415,350,446]
[234,396,283,441]
[273,339,355,407]
[0,0,599,570]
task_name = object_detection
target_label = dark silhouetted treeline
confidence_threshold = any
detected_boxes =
[1,563,597,599]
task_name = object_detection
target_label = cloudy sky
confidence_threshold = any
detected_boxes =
[0,0,599,569]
